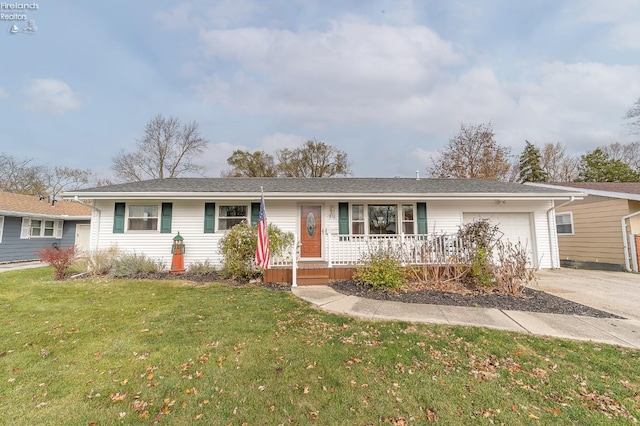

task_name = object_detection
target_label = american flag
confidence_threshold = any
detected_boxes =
[255,193,270,269]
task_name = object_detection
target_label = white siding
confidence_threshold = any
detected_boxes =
[428,200,554,269]
[92,199,301,269]
[90,198,556,270]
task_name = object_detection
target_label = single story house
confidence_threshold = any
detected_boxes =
[529,182,640,272]
[63,178,583,283]
[0,191,92,262]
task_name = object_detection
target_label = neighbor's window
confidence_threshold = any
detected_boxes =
[351,204,365,234]
[25,218,63,238]
[128,205,159,231]
[556,212,574,235]
[218,205,248,231]
[368,205,397,234]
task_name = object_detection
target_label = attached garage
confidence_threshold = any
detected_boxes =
[463,212,537,268]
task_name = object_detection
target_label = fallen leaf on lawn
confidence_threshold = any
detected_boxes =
[139,329,150,333]
[528,413,539,419]
[110,392,127,402]
[195,413,204,420]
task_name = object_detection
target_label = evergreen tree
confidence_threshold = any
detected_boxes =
[577,148,640,182]
[517,141,548,183]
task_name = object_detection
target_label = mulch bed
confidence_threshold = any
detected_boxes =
[330,280,623,319]
[110,272,622,319]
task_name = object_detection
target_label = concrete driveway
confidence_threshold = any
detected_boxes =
[534,268,640,321]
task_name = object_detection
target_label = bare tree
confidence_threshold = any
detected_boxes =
[222,150,278,177]
[112,114,208,182]
[44,166,92,198]
[0,154,46,195]
[540,142,579,182]
[428,123,511,180]
[601,141,640,171]
[276,140,351,177]
[625,97,640,135]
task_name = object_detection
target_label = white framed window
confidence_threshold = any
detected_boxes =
[0,216,4,243]
[556,212,574,235]
[20,218,64,239]
[368,204,398,235]
[128,205,159,231]
[402,204,415,234]
[218,205,248,231]
[351,204,365,234]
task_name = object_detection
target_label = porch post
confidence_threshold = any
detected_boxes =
[292,233,298,287]
[327,232,332,268]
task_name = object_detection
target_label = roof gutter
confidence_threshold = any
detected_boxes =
[546,196,576,269]
[621,211,640,272]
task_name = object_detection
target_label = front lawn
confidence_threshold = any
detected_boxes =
[1,268,639,424]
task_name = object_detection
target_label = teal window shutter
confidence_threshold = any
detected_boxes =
[417,202,427,234]
[161,203,173,233]
[113,202,125,233]
[204,203,216,233]
[338,203,349,235]
[251,202,260,225]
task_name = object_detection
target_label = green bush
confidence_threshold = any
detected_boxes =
[354,244,407,291]
[458,219,500,287]
[218,222,294,282]
[108,252,165,278]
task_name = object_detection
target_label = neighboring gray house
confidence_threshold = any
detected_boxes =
[0,191,92,262]
[64,178,584,283]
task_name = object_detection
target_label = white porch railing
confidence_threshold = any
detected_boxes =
[270,233,466,267]
[326,233,465,266]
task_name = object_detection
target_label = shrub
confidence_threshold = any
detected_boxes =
[109,252,165,278]
[188,260,217,274]
[218,222,294,282]
[494,240,535,296]
[38,246,76,280]
[458,219,501,287]
[354,243,407,291]
[87,247,120,276]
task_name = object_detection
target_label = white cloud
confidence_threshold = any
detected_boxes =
[0,87,8,98]
[195,16,465,124]
[575,0,640,50]
[23,78,81,114]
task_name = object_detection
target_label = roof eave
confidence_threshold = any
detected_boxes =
[63,191,585,201]
[0,210,91,220]
[527,183,640,201]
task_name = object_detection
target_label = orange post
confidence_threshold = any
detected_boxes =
[170,232,185,274]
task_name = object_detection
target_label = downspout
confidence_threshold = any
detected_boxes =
[546,197,575,269]
[621,211,640,272]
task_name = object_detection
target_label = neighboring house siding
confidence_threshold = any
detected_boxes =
[556,197,630,266]
[0,216,87,262]
[629,200,640,234]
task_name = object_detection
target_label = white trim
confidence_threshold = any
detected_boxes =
[528,183,639,201]
[0,210,90,220]
[555,212,574,236]
[20,217,64,239]
[0,216,4,243]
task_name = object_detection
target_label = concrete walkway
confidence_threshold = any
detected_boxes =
[292,285,640,349]
[0,260,44,273]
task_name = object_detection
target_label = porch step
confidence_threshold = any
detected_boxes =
[296,275,330,286]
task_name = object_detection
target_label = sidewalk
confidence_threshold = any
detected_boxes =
[0,260,44,273]
[292,286,640,349]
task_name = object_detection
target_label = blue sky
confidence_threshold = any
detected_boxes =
[2,0,639,179]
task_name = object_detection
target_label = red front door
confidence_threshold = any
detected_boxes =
[300,206,322,258]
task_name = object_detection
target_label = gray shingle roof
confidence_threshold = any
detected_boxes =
[66,177,581,196]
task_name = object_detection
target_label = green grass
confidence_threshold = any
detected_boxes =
[1,267,639,425]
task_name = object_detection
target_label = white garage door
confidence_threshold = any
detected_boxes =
[462,213,536,268]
